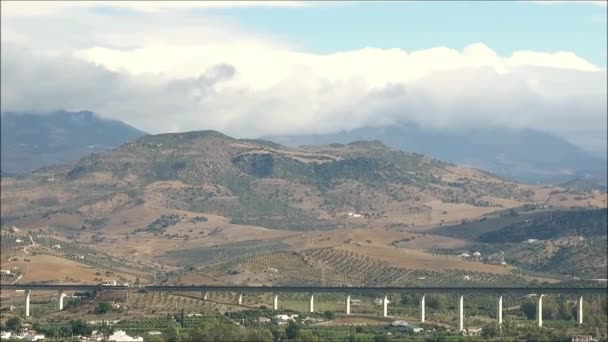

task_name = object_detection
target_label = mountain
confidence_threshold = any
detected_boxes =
[1,111,146,175]
[1,130,606,287]
[427,208,608,278]
[264,124,607,185]
[2,130,604,232]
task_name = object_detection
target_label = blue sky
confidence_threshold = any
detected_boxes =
[2,1,606,153]
[199,1,607,66]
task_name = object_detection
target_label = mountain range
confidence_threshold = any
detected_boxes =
[2,129,604,232]
[1,128,606,285]
[2,111,606,189]
[265,123,607,186]
[0,111,146,175]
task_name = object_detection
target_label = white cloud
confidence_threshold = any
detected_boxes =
[527,1,607,7]
[1,1,307,17]
[1,2,606,154]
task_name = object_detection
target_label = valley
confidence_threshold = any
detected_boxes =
[1,130,606,340]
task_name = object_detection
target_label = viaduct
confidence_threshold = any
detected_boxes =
[1,284,606,332]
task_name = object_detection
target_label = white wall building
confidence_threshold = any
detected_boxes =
[108,330,143,342]
[22,332,46,341]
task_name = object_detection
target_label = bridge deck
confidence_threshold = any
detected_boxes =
[1,284,606,294]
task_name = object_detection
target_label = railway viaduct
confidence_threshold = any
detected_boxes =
[2,284,606,331]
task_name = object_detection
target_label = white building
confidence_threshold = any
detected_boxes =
[108,330,143,342]
[459,253,470,258]
[406,325,424,334]
[391,320,408,327]
[467,327,483,336]
[257,317,271,324]
[274,314,298,322]
[473,252,481,257]
[22,332,46,341]
[0,331,12,340]
[374,298,390,305]
[0,270,11,275]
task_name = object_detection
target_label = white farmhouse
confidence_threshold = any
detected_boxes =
[108,330,143,342]
[22,332,46,341]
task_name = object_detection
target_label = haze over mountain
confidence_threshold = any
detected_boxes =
[266,123,607,185]
[0,111,146,175]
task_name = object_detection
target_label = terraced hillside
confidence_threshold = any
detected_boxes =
[2,130,603,233]
[0,130,605,288]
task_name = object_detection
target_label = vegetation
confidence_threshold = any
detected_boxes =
[135,215,181,234]
[94,301,112,314]
[164,240,289,267]
[3,317,21,332]
[478,208,607,243]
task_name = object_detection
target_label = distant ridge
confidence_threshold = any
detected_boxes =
[264,123,607,184]
[1,110,146,174]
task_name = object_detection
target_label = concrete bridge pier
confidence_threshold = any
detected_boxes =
[537,294,544,327]
[420,294,425,323]
[382,294,388,317]
[309,293,314,313]
[577,295,583,325]
[458,295,464,332]
[238,293,244,305]
[497,295,503,326]
[25,289,31,317]
[346,294,351,315]
[203,292,208,300]
[58,291,67,310]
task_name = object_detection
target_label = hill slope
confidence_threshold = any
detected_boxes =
[1,110,146,174]
[265,123,607,184]
[428,208,608,278]
[1,130,606,287]
[2,130,604,233]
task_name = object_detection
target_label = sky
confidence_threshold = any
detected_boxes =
[1,1,607,154]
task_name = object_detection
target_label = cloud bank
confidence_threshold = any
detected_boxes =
[1,1,606,154]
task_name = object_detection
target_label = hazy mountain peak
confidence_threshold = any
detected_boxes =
[1,110,146,175]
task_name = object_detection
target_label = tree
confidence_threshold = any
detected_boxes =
[145,335,166,342]
[323,310,335,320]
[188,317,240,342]
[165,322,183,342]
[94,301,112,314]
[481,322,499,338]
[426,295,446,312]
[58,326,73,337]
[244,329,273,342]
[4,317,21,332]
[521,301,536,320]
[70,320,92,336]
[295,330,320,342]
[286,321,300,340]
[373,334,391,342]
